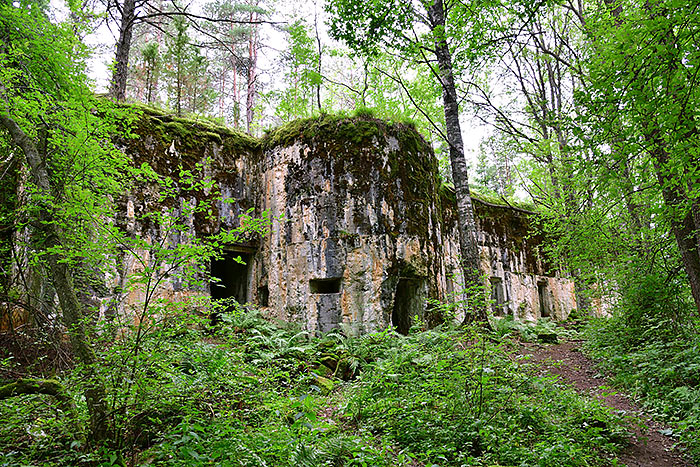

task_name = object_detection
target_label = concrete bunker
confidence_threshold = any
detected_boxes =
[6,112,595,337]
[91,112,584,332]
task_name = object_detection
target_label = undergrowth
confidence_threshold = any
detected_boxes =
[584,312,700,462]
[1,307,630,466]
[491,315,583,342]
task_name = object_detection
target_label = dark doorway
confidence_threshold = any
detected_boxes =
[210,251,251,305]
[310,278,342,333]
[538,281,550,318]
[257,285,269,307]
[392,278,422,335]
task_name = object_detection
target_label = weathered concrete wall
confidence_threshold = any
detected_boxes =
[258,118,448,332]
[111,112,262,320]
[472,200,577,321]
[111,113,455,333]
[13,109,585,332]
[438,188,578,322]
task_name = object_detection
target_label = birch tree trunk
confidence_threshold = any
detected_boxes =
[427,0,487,323]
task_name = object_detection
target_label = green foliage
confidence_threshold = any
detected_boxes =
[585,313,700,462]
[0,17,133,303]
[0,137,17,290]
[269,19,322,121]
[73,149,274,454]
[1,4,267,455]
[491,316,581,343]
[326,0,414,57]
[475,132,520,198]
[4,1,699,465]
[469,185,537,212]
[164,16,215,117]
[523,0,700,320]
[1,306,635,466]
[344,326,627,466]
[128,41,162,106]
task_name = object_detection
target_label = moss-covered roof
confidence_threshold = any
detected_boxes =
[119,104,536,217]
[438,182,537,214]
[261,112,430,153]
[120,105,431,156]
[127,103,259,152]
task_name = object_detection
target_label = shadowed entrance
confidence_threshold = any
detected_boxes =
[210,251,251,305]
[392,278,423,335]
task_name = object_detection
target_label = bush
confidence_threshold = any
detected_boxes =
[585,312,700,462]
[1,308,631,466]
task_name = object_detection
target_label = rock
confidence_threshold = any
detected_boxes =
[313,363,334,378]
[312,374,334,394]
[319,355,339,372]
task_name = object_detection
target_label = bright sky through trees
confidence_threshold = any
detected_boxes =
[68,0,487,164]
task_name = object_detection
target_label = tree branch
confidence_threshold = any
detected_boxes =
[0,378,83,442]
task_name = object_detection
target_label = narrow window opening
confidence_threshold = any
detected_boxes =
[258,285,269,307]
[210,251,251,305]
[538,282,550,318]
[392,278,422,335]
[310,278,341,294]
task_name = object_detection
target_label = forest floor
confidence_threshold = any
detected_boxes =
[519,339,694,467]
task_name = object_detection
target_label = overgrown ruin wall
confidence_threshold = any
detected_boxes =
[109,110,581,332]
[258,123,454,333]
[473,201,577,321]
[9,110,581,333]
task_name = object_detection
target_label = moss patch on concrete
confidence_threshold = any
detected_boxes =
[135,110,258,153]
[262,113,423,152]
[266,113,440,238]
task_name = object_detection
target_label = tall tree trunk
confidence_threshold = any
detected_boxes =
[314,7,322,112]
[109,0,137,101]
[232,65,240,127]
[646,129,700,313]
[427,0,487,323]
[0,115,111,445]
[176,54,183,117]
[245,9,258,133]
[145,67,153,104]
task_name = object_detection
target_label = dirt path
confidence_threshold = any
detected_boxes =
[520,340,693,467]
